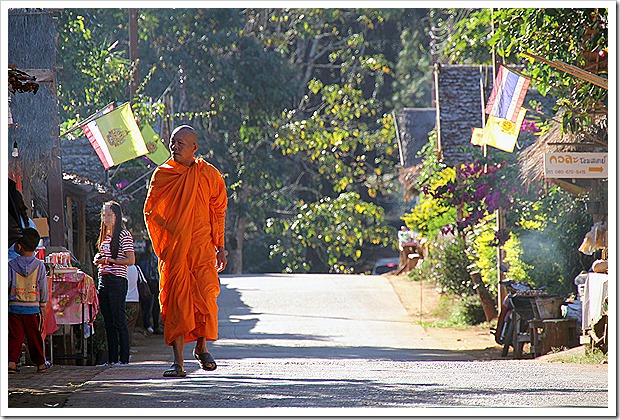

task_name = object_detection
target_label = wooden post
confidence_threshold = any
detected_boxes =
[489,8,506,311]
[77,199,87,264]
[29,67,67,248]
[66,195,73,253]
[48,144,66,247]
[129,8,139,102]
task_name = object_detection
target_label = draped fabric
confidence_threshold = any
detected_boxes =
[144,158,227,346]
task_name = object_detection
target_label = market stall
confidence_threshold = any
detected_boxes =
[44,252,99,365]
[577,222,609,352]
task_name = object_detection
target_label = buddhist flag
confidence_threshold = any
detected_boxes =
[481,107,527,153]
[485,65,530,123]
[141,124,170,165]
[82,102,148,169]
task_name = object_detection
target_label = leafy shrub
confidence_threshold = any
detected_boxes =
[421,294,487,327]
[470,219,498,290]
[407,255,435,283]
[434,235,474,296]
[409,235,473,296]
[449,295,487,326]
[471,221,532,295]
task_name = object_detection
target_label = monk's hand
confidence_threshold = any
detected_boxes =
[215,247,227,272]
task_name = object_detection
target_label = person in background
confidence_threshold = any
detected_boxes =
[137,246,161,334]
[9,178,37,260]
[94,201,135,366]
[8,227,49,373]
[144,125,228,377]
[125,265,141,345]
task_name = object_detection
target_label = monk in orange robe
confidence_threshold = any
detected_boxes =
[144,125,227,377]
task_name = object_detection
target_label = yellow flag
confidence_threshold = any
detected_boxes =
[481,107,527,153]
[140,124,171,165]
[470,127,485,146]
[83,103,148,169]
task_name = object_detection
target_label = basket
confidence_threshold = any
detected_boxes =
[533,297,564,319]
[511,295,537,320]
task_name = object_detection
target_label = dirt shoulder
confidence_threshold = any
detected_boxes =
[386,273,504,360]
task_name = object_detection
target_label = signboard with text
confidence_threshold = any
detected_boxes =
[544,152,608,179]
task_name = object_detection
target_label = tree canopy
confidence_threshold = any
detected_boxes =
[55,7,434,274]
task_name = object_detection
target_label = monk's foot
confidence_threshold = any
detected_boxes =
[163,363,186,377]
[193,349,217,371]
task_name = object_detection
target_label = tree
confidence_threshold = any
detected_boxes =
[132,8,301,273]
[388,9,434,109]
[443,8,608,134]
[266,192,393,273]
[56,8,430,273]
[56,10,133,131]
[246,9,403,272]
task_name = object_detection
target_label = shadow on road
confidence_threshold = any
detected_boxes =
[215,281,502,362]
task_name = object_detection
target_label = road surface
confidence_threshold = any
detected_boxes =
[57,274,611,414]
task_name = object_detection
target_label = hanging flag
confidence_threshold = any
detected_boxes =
[470,127,485,146]
[480,107,527,153]
[140,124,170,165]
[82,102,148,169]
[93,102,115,118]
[485,65,530,123]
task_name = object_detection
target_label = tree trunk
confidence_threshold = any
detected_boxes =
[227,216,246,275]
[226,186,249,274]
[470,272,498,322]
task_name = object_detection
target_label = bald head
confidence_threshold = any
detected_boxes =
[170,125,198,166]
[171,125,197,140]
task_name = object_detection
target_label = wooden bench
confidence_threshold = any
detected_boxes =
[529,318,579,357]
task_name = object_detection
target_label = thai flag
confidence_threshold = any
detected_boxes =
[485,65,530,123]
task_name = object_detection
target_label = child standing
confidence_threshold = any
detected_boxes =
[8,227,49,373]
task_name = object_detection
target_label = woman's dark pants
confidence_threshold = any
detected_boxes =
[98,274,130,364]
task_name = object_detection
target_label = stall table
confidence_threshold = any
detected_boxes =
[45,268,99,365]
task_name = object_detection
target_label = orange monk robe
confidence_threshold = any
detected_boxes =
[144,157,227,346]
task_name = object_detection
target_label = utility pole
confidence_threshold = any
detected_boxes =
[490,8,506,311]
[129,8,139,103]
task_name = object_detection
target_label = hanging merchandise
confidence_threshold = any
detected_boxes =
[81,102,149,169]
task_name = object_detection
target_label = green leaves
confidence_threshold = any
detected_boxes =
[57,9,133,125]
[266,192,394,273]
[444,8,608,134]
[276,80,396,196]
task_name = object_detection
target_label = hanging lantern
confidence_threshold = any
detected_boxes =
[12,141,18,158]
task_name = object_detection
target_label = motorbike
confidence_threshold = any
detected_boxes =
[493,280,546,357]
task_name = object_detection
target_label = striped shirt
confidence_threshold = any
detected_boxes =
[98,229,134,279]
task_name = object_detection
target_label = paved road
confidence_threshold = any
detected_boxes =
[56,274,610,413]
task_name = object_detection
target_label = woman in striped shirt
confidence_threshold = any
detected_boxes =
[94,201,135,365]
